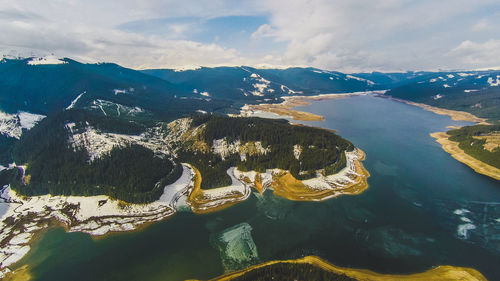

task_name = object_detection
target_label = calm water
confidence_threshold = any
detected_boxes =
[15,95,500,280]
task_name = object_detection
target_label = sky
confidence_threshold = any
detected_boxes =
[1,0,500,72]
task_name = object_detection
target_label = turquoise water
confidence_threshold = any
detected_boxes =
[16,95,500,280]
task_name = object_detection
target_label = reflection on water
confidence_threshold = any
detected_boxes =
[16,95,500,281]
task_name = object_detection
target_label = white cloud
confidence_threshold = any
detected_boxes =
[449,39,500,68]
[251,0,500,71]
[0,2,250,69]
[471,19,489,31]
[1,0,500,71]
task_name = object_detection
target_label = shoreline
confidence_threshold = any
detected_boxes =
[0,164,196,278]
[187,167,252,214]
[250,91,498,182]
[241,91,386,121]
[386,96,500,181]
[431,132,500,181]
[1,148,370,277]
[186,148,369,211]
[271,148,369,201]
[386,97,490,125]
[199,256,487,281]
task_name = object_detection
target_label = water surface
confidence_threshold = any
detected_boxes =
[16,95,500,280]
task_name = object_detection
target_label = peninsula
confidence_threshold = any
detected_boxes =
[0,113,370,277]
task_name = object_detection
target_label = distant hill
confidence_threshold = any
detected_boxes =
[0,58,381,121]
[381,70,500,121]
[142,66,375,101]
[0,57,232,120]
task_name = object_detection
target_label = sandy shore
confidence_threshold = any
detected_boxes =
[187,167,252,214]
[0,164,195,278]
[271,148,369,201]
[431,132,500,181]
[186,148,369,214]
[387,96,500,181]
[200,256,487,281]
[390,98,490,124]
[0,149,370,278]
[241,91,386,121]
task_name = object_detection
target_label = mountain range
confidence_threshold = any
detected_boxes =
[1,56,499,123]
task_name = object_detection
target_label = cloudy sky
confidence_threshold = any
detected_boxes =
[1,0,500,72]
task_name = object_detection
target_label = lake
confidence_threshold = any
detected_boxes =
[15,95,500,280]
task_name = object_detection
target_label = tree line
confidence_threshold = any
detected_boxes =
[9,110,181,203]
[448,124,500,169]
[181,115,353,188]
[228,262,357,281]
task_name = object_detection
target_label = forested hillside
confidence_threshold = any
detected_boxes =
[2,109,355,202]
[384,71,500,121]
[447,125,500,169]
[213,262,356,281]
[8,110,181,203]
[179,115,353,188]
[143,66,374,101]
[0,58,232,120]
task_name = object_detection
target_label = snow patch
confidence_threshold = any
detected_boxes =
[0,164,196,275]
[27,55,66,65]
[17,112,45,130]
[293,144,302,160]
[464,89,479,93]
[454,209,470,215]
[67,122,170,161]
[66,91,86,110]
[300,149,363,194]
[248,73,272,96]
[88,99,145,117]
[346,75,375,85]
[460,217,472,223]
[0,111,45,139]
[212,138,269,161]
[457,223,476,239]
[487,76,500,86]
[280,84,302,95]
[113,89,127,95]
[158,164,195,209]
